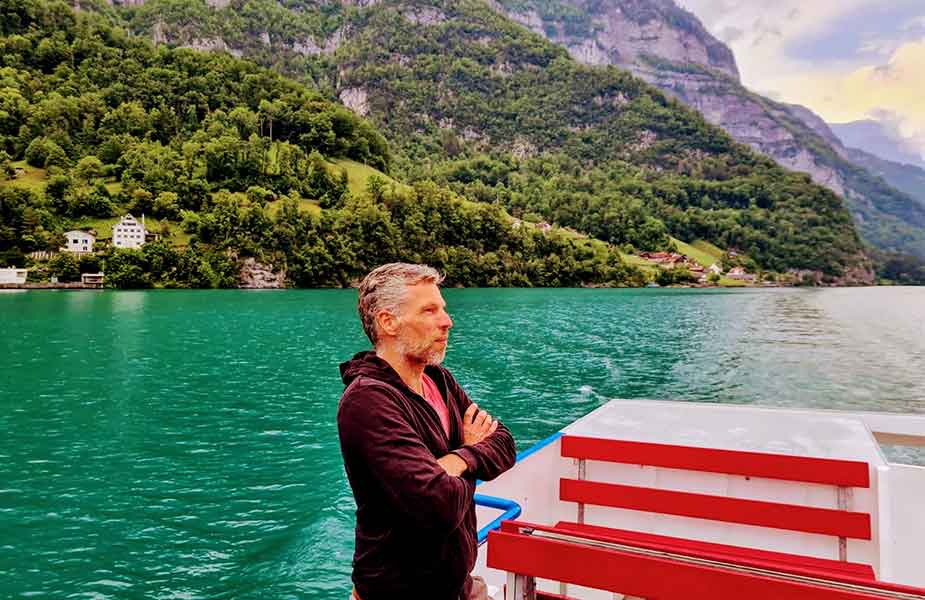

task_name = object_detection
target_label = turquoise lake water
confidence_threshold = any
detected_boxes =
[1,287,923,599]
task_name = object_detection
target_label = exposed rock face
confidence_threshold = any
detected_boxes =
[504,0,739,79]
[290,30,344,57]
[323,28,345,54]
[498,1,851,192]
[493,0,925,259]
[239,258,286,289]
[499,2,851,189]
[629,63,851,197]
[151,21,167,45]
[181,37,242,58]
[291,38,323,56]
[402,6,447,26]
[339,87,369,116]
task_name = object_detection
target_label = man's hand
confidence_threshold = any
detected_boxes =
[462,403,498,446]
[437,453,468,477]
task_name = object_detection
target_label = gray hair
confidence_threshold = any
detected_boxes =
[358,263,445,346]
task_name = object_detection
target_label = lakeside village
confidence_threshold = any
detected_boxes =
[0,213,151,289]
[0,214,766,290]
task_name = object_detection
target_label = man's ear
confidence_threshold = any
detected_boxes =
[376,309,400,338]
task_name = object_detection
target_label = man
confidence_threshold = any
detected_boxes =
[338,263,517,600]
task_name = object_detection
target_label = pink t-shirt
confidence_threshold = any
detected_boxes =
[421,373,450,438]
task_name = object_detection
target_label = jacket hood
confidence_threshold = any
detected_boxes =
[340,351,408,389]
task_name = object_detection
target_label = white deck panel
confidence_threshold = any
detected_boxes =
[563,399,887,466]
[475,400,925,596]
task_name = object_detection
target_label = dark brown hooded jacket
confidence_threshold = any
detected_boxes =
[338,351,516,600]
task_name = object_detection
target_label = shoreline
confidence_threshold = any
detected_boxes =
[0,282,105,290]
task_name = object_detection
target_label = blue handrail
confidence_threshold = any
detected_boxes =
[473,431,564,545]
[474,494,521,545]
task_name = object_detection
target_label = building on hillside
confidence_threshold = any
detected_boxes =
[707,263,723,275]
[727,266,756,282]
[63,230,96,254]
[112,214,148,249]
[0,267,29,284]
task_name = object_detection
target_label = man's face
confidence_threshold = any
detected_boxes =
[394,282,453,366]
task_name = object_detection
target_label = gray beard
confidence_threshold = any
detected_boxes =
[396,335,446,366]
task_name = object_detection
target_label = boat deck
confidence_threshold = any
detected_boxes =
[473,400,925,599]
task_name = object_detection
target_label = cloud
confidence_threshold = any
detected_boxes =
[844,42,925,156]
[786,40,925,159]
[903,16,925,32]
[750,18,782,47]
[718,25,744,44]
[677,0,925,157]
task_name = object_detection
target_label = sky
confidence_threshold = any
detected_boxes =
[677,0,925,159]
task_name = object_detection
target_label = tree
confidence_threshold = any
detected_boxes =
[246,186,275,206]
[104,248,151,288]
[79,253,101,274]
[72,155,103,182]
[153,191,180,219]
[24,137,65,168]
[130,188,154,215]
[48,252,80,282]
[0,151,15,180]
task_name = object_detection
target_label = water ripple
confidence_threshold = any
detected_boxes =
[1,288,923,599]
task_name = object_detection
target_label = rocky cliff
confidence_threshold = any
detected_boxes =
[495,0,925,258]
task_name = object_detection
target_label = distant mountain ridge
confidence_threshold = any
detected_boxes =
[829,120,925,170]
[842,148,925,212]
[493,0,925,259]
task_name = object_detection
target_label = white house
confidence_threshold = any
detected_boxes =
[0,267,28,284]
[112,214,148,249]
[707,263,723,275]
[63,230,95,254]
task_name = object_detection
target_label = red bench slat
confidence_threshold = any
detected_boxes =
[560,479,872,539]
[536,593,578,600]
[554,521,876,582]
[488,529,888,600]
[561,435,871,488]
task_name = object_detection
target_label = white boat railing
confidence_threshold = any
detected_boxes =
[844,411,925,449]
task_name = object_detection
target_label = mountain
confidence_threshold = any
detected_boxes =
[492,0,925,259]
[842,148,925,212]
[114,0,872,280]
[827,120,925,214]
[829,120,925,170]
[0,0,647,288]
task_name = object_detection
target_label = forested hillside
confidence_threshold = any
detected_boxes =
[120,0,871,279]
[493,0,925,262]
[0,0,644,287]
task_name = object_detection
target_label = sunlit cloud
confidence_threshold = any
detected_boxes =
[677,0,925,157]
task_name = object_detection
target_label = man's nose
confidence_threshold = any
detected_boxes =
[440,310,453,329]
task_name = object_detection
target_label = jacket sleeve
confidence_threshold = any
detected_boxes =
[447,376,517,482]
[338,381,475,533]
